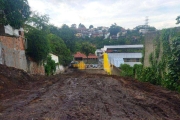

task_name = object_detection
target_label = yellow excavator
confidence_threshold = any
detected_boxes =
[69,61,79,68]
[69,61,86,69]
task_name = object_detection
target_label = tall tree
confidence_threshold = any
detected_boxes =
[2,0,31,28]
[71,24,76,29]
[25,28,50,63]
[59,24,76,52]
[78,23,86,29]
[47,34,72,65]
[26,12,50,33]
[176,15,180,24]
[109,23,122,36]
[81,42,96,63]
[89,25,93,29]
[48,24,76,52]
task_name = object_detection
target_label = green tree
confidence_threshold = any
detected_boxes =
[81,42,96,63]
[176,15,180,24]
[49,24,75,52]
[58,24,76,52]
[109,23,122,36]
[48,24,60,35]
[167,37,180,91]
[78,23,86,29]
[26,12,50,33]
[2,0,31,28]
[71,24,76,29]
[89,25,93,29]
[47,34,72,66]
[25,28,50,63]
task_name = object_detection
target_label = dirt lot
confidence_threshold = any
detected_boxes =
[0,65,180,120]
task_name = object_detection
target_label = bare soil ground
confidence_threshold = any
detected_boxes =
[0,65,180,120]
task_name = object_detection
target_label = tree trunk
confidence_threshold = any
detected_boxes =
[87,56,88,64]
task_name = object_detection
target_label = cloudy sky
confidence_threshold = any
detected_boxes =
[28,0,180,29]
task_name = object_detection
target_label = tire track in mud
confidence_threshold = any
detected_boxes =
[0,70,180,120]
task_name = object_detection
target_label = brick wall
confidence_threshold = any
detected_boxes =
[0,35,45,75]
[0,36,25,50]
[27,60,45,75]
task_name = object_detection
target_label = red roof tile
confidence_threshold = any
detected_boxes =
[74,52,86,58]
[88,53,98,59]
[74,52,98,59]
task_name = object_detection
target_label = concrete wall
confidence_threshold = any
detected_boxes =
[143,32,158,67]
[1,44,27,70]
[55,65,65,74]
[0,35,45,75]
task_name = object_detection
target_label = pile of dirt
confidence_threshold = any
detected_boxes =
[0,64,34,99]
[0,67,180,120]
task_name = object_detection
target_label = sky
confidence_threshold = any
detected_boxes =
[27,0,180,29]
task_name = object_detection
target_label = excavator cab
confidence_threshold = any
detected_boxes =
[69,61,79,68]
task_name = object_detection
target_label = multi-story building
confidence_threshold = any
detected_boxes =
[96,45,143,67]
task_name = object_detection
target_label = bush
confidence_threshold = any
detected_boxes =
[133,64,143,79]
[44,55,56,75]
[120,64,133,77]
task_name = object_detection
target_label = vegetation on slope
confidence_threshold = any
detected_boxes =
[121,27,180,92]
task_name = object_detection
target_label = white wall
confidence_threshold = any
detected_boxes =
[49,53,59,63]
[109,58,124,67]
[108,53,142,67]
[55,65,65,74]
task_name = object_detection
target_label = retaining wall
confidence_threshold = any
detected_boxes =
[144,32,158,67]
[0,35,45,75]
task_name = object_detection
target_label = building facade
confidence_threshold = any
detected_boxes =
[96,45,143,67]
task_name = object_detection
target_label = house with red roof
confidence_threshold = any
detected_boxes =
[73,52,98,63]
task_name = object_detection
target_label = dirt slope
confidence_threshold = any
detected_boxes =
[0,64,34,99]
[0,66,180,120]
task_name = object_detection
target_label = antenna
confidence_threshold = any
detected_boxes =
[145,16,148,26]
[145,16,149,32]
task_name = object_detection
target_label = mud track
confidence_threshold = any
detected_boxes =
[0,66,180,120]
